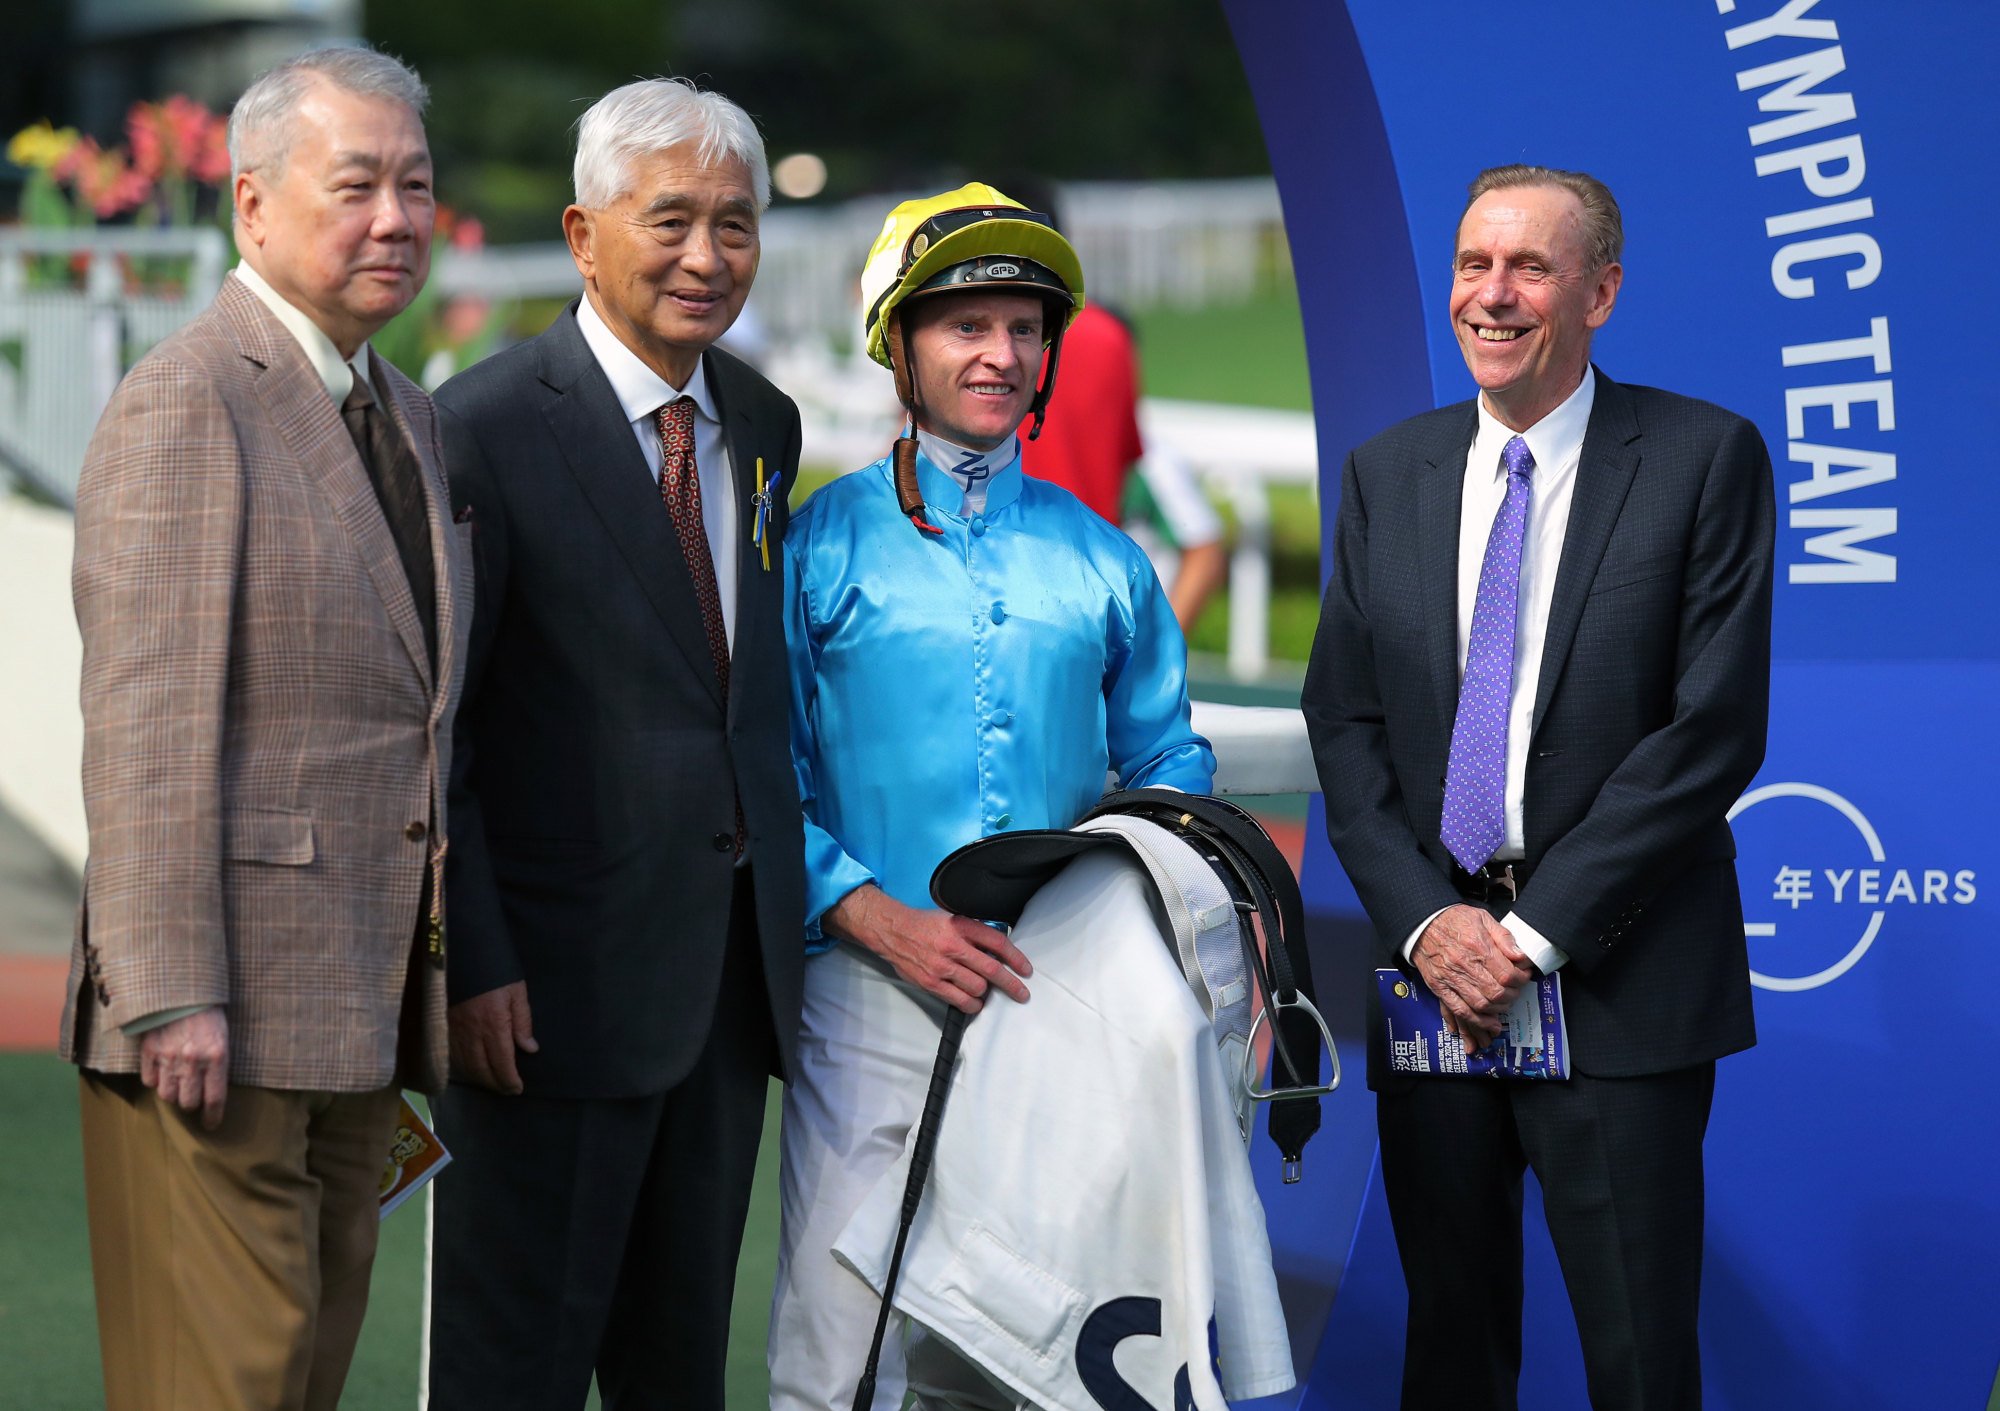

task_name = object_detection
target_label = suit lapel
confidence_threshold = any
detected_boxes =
[538,313,726,711]
[223,284,434,692]
[370,349,454,712]
[1530,371,1643,734]
[1420,408,1476,735]
[709,350,772,728]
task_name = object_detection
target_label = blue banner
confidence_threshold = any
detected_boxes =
[1223,1,2000,1405]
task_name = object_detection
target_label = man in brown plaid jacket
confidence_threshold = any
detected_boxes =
[61,47,471,1411]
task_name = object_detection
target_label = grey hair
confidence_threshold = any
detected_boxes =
[573,78,770,211]
[228,47,429,183]
[1463,164,1624,273]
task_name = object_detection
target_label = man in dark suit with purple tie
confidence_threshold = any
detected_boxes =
[1304,165,1775,1409]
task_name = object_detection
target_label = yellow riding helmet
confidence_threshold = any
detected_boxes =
[860,182,1086,370]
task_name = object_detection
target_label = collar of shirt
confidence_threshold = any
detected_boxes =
[575,296,739,653]
[913,429,1023,518]
[575,294,719,433]
[1472,365,1596,485]
[917,427,1016,514]
[231,262,369,404]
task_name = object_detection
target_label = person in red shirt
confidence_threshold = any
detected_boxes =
[1009,182,1226,633]
[1021,298,1140,522]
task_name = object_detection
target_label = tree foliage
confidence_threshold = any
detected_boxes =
[368,0,1268,241]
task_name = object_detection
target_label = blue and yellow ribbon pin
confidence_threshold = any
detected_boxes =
[752,457,783,570]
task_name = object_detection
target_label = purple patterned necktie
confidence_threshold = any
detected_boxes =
[1440,434,1535,874]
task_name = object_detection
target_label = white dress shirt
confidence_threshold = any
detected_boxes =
[1405,369,1597,974]
[232,262,371,403]
[575,296,740,650]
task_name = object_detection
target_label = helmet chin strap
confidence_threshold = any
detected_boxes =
[884,318,942,535]
[1024,310,1069,442]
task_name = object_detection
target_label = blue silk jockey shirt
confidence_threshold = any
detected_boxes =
[785,441,1216,948]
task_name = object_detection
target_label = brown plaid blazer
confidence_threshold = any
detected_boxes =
[61,276,473,1093]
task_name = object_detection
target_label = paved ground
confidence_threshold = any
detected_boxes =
[0,799,77,1050]
[0,798,77,956]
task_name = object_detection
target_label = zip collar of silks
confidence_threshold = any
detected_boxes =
[898,429,1026,534]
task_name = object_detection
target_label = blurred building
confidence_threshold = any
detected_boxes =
[3,0,361,212]
[73,0,360,128]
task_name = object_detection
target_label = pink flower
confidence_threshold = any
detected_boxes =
[125,96,229,187]
[61,137,152,218]
[127,105,166,182]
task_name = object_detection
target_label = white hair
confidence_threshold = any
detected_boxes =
[572,78,770,211]
[228,47,428,183]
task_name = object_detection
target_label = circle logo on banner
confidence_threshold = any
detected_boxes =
[1728,782,1979,992]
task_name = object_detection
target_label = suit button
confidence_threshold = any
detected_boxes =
[405,821,427,841]
[95,983,109,1004]
[990,603,1006,624]
[712,832,733,852]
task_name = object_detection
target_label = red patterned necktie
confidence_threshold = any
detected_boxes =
[656,396,743,853]
[656,397,731,693]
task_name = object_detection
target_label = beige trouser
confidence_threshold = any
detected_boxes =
[78,1072,401,1411]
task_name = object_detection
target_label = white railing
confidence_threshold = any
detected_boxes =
[437,177,1289,345]
[2,180,1287,507]
[1193,702,1318,796]
[0,182,1308,676]
[1142,399,1317,681]
[0,497,1318,881]
[0,227,229,505]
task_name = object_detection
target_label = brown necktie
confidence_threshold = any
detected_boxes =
[343,370,437,669]
[657,397,743,853]
[656,397,730,692]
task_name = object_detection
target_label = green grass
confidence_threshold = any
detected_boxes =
[0,1053,785,1410]
[0,1056,102,1410]
[1131,280,1313,412]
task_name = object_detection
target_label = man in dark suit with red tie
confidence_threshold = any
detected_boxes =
[1304,166,1775,1409]
[425,78,804,1409]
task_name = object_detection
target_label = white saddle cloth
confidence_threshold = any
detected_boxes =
[831,846,1295,1411]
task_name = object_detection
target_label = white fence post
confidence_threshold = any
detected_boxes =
[0,226,228,505]
[1226,477,1273,682]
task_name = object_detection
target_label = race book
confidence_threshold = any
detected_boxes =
[378,1094,452,1218]
[1377,967,1570,1079]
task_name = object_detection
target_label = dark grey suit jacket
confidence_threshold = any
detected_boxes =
[1303,370,1774,1082]
[436,305,805,1098]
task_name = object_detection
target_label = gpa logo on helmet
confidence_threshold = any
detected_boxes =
[984,261,1021,278]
